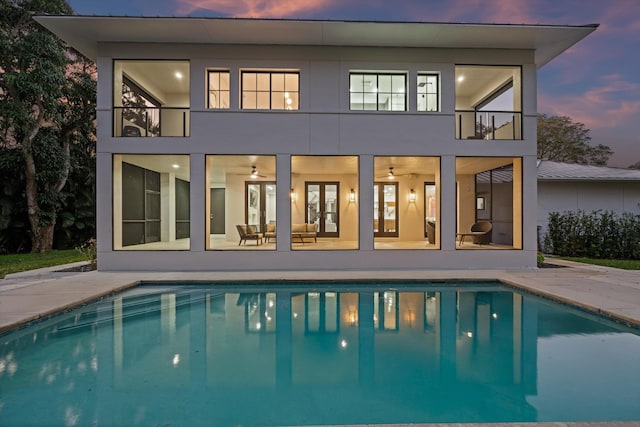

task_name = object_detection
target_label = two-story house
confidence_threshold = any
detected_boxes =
[35,16,596,271]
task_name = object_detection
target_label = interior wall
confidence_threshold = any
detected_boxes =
[457,175,476,232]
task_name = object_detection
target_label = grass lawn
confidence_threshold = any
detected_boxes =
[558,256,640,270]
[0,249,87,279]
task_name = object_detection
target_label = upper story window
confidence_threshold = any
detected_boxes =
[113,60,190,137]
[349,72,406,111]
[207,70,230,109]
[417,73,440,112]
[241,71,299,110]
[455,65,522,140]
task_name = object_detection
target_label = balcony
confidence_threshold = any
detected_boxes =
[455,110,522,140]
[114,107,190,137]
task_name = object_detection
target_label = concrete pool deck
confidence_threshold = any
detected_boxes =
[1,259,639,427]
[1,257,639,333]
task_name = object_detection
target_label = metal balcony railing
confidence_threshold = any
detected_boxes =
[456,110,522,140]
[114,107,190,137]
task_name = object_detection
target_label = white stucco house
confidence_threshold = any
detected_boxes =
[537,160,640,242]
[35,16,596,271]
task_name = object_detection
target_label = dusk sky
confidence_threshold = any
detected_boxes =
[66,0,640,167]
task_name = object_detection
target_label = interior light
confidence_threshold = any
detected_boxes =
[457,76,464,82]
[466,331,473,338]
[409,189,416,203]
[286,98,292,105]
[340,339,348,349]
[285,92,289,98]
[175,71,183,79]
[172,354,180,367]
[492,313,498,319]
[172,164,180,169]
[290,188,296,202]
[387,167,394,180]
[349,189,356,203]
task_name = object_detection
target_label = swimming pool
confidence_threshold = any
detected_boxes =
[1,281,639,426]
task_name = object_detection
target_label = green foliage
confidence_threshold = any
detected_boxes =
[537,114,612,166]
[75,237,96,269]
[0,0,96,253]
[544,210,640,259]
[537,252,545,267]
[557,257,640,270]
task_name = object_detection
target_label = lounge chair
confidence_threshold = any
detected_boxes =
[236,224,263,245]
[470,221,492,245]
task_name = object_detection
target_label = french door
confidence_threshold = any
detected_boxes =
[305,182,339,237]
[374,182,398,237]
[245,182,276,232]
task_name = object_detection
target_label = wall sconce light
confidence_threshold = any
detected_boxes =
[290,188,296,202]
[409,189,416,203]
[349,188,356,203]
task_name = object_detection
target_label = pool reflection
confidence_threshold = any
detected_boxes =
[1,283,638,427]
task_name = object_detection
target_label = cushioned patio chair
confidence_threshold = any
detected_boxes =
[264,223,276,242]
[470,221,492,245]
[236,224,263,246]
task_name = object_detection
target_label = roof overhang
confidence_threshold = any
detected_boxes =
[34,16,597,67]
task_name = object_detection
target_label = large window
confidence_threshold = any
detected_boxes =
[455,157,522,249]
[241,71,299,110]
[113,154,190,250]
[113,60,190,137]
[417,73,440,112]
[455,65,522,140]
[373,156,440,250]
[207,70,230,109]
[349,73,406,111]
[205,155,277,250]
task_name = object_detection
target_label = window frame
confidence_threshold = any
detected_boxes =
[349,72,407,112]
[207,69,230,109]
[240,70,300,110]
[417,73,440,112]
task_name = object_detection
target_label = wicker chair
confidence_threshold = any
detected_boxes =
[470,221,492,245]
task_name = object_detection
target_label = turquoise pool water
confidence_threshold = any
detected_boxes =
[1,281,639,426]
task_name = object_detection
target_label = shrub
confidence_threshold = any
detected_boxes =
[544,210,640,260]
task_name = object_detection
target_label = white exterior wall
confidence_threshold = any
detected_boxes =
[537,181,640,243]
[96,43,539,270]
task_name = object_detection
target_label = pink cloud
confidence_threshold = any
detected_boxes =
[176,0,335,17]
[539,74,640,129]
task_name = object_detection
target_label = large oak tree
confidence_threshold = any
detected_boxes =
[537,114,612,166]
[1,0,96,252]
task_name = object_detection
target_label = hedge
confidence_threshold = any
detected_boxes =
[543,210,640,259]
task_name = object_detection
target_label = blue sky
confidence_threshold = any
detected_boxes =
[66,0,640,167]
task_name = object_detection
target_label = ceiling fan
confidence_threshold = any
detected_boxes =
[375,166,415,180]
[250,165,267,179]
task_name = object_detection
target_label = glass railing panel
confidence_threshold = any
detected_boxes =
[455,110,522,140]
[114,107,190,137]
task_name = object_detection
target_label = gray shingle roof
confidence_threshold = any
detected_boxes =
[537,160,640,181]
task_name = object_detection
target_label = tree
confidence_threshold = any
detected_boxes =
[0,0,96,252]
[537,114,612,166]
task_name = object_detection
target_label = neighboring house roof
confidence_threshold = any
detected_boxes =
[537,160,640,182]
[34,15,597,67]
